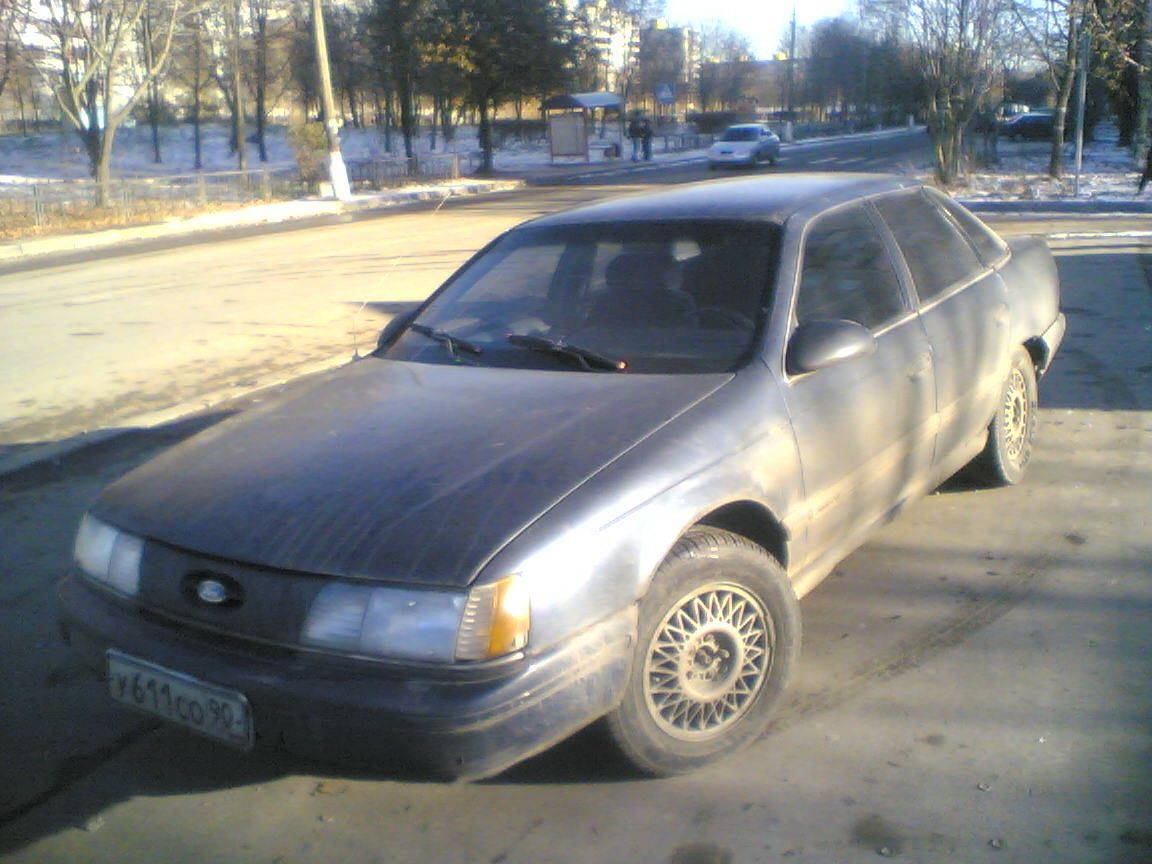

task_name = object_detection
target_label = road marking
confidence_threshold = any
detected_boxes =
[1047,230,1152,240]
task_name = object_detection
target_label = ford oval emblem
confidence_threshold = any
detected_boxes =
[196,579,230,605]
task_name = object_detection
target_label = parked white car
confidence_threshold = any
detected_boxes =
[707,124,781,169]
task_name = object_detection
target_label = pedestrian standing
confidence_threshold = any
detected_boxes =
[641,117,653,161]
[627,114,643,162]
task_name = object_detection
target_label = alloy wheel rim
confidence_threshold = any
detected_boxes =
[1003,367,1029,462]
[643,584,773,741]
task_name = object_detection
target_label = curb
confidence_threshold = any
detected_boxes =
[963,199,1152,215]
[0,179,523,265]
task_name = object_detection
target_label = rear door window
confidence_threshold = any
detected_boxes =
[873,190,985,303]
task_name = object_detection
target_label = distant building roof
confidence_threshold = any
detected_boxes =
[542,92,625,112]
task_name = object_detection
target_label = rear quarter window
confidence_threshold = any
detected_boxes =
[928,190,1009,267]
[873,190,985,303]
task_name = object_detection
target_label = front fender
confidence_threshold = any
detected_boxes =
[480,366,802,658]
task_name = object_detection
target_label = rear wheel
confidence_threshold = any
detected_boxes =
[973,346,1038,485]
[606,528,800,776]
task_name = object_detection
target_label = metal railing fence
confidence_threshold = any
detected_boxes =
[0,153,463,235]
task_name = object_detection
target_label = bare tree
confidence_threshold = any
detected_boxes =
[696,23,754,111]
[169,7,212,168]
[1,0,25,103]
[1092,0,1142,147]
[368,0,432,160]
[245,0,298,161]
[24,0,194,205]
[867,0,1013,183]
[1011,0,1097,176]
[139,1,163,162]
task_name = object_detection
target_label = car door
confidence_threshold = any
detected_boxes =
[872,189,1011,478]
[781,203,938,576]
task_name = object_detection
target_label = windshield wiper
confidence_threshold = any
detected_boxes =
[410,323,483,361]
[507,334,627,372]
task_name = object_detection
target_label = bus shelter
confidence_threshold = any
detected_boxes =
[542,92,626,162]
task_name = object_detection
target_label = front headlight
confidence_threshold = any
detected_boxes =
[300,574,530,664]
[73,513,143,597]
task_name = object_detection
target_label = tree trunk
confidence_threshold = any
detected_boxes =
[930,108,961,186]
[383,89,394,153]
[142,8,162,163]
[96,129,115,209]
[399,75,416,159]
[15,75,28,136]
[255,11,269,162]
[79,125,101,180]
[1048,29,1078,179]
[478,99,493,175]
[230,0,247,171]
[439,96,454,144]
[192,14,204,170]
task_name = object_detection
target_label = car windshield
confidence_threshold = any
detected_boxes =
[380,221,779,373]
[720,127,761,142]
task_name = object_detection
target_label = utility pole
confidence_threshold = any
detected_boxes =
[787,7,796,119]
[1073,23,1089,195]
[312,0,351,200]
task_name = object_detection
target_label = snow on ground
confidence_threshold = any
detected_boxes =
[952,121,1143,203]
[0,119,1145,202]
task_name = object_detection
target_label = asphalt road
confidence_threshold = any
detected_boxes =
[1,134,1150,862]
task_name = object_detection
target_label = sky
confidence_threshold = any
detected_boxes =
[661,0,858,61]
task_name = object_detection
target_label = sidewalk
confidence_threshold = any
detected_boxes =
[0,177,525,266]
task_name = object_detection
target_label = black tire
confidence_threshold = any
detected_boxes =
[973,346,1038,486]
[606,528,801,776]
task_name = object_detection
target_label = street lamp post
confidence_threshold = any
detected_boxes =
[312,0,351,200]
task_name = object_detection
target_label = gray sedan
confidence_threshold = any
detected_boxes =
[707,123,781,168]
[60,174,1064,780]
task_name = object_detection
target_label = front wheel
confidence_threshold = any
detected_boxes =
[606,528,800,776]
[972,346,1038,485]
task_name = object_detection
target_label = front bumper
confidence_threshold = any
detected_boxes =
[58,573,635,780]
[707,151,757,167]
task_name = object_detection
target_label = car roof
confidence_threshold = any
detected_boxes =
[528,173,925,227]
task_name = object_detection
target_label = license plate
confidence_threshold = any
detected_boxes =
[107,651,253,750]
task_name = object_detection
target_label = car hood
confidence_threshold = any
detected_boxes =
[95,359,730,588]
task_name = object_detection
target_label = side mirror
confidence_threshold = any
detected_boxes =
[786,319,877,375]
[375,308,419,351]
